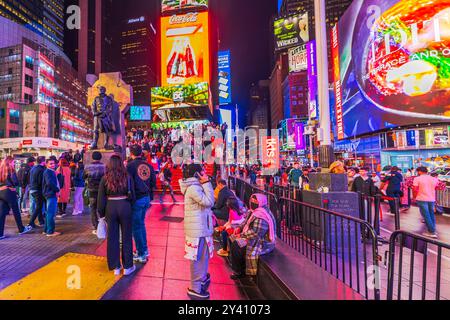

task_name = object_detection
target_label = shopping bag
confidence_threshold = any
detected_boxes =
[97,218,107,239]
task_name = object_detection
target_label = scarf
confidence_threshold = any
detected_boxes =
[243,207,276,243]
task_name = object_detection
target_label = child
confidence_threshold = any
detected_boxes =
[216,197,246,257]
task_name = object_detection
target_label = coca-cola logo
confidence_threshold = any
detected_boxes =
[169,12,198,25]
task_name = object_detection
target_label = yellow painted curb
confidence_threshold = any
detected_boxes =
[0,253,121,300]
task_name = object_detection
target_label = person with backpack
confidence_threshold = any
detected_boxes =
[17,157,35,214]
[127,145,156,264]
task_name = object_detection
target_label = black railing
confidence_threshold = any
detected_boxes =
[387,230,450,300]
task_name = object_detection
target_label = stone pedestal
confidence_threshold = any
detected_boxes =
[309,173,348,192]
[84,150,121,166]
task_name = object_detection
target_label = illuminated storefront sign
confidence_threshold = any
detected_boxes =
[262,136,280,172]
[288,45,307,72]
[218,50,232,105]
[295,122,305,150]
[161,0,208,14]
[37,54,56,106]
[307,40,318,119]
[334,0,450,140]
[160,12,210,86]
[274,13,309,51]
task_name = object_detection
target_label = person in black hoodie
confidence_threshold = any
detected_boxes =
[212,179,236,223]
[17,157,35,213]
[382,166,404,213]
[28,156,46,228]
[127,145,156,263]
[352,167,377,196]
[42,158,61,237]
[0,157,32,240]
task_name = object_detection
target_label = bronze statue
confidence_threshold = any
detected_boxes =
[91,86,116,150]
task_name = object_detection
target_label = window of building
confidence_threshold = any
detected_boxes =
[25,75,33,89]
[8,68,13,75]
[0,129,4,138]
[25,56,34,70]
[9,130,19,138]
[24,93,33,104]
[8,87,12,94]
[9,109,20,124]
[8,49,13,56]
[0,109,5,119]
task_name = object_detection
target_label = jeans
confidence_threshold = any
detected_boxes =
[132,196,151,257]
[417,201,436,233]
[0,189,26,236]
[190,237,210,293]
[73,187,84,214]
[161,182,175,201]
[387,190,401,213]
[44,197,58,235]
[19,186,30,211]
[29,192,45,227]
[89,191,99,229]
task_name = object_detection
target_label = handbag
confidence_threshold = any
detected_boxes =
[97,218,107,239]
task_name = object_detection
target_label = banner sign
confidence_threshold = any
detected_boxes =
[295,122,305,150]
[274,13,309,51]
[218,50,232,105]
[261,136,280,172]
[288,45,307,72]
[332,25,344,140]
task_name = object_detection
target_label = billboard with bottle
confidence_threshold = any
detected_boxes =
[161,12,210,86]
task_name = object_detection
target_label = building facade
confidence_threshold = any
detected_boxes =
[248,80,270,129]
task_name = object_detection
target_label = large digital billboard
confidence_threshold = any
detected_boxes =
[161,12,210,86]
[130,106,151,121]
[333,0,450,140]
[274,13,309,51]
[218,50,232,105]
[151,82,209,110]
[161,0,208,14]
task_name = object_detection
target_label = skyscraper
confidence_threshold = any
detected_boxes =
[0,0,65,50]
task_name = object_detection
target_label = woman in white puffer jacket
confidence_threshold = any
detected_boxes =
[179,163,215,300]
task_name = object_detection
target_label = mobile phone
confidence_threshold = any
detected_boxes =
[194,172,202,179]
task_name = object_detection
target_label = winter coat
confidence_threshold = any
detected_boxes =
[179,177,215,238]
[57,166,71,203]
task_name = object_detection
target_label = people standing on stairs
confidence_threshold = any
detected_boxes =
[0,157,33,240]
[160,162,177,203]
[179,164,215,300]
[72,162,85,216]
[127,145,156,264]
[28,156,46,229]
[84,151,106,235]
[97,155,136,276]
[42,158,61,237]
[56,158,71,218]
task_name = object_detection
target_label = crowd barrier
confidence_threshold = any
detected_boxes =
[387,231,450,300]
[228,176,450,300]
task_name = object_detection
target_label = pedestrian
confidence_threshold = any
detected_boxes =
[179,164,215,300]
[127,145,156,264]
[84,151,106,235]
[160,162,176,203]
[56,158,71,218]
[413,167,439,238]
[212,179,235,224]
[42,158,61,237]
[382,166,403,214]
[352,167,377,196]
[371,172,382,190]
[216,197,246,257]
[72,162,85,215]
[228,193,276,281]
[17,157,35,214]
[288,162,302,188]
[0,157,33,240]
[73,150,82,164]
[28,156,46,229]
[97,155,136,276]
[347,167,359,191]
[299,167,310,189]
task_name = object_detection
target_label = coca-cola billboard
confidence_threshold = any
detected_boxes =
[161,12,210,86]
[161,0,208,14]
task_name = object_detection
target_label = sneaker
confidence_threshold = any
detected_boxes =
[201,273,211,292]
[0,235,6,240]
[230,273,245,280]
[123,265,136,276]
[133,255,148,264]
[46,232,62,237]
[187,288,210,300]
[113,268,122,276]
[19,225,33,235]
[217,249,229,257]
[422,231,438,239]
[42,232,47,235]
[92,230,97,235]
[421,219,426,223]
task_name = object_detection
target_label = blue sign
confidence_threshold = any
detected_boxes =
[130,106,151,121]
[218,50,232,105]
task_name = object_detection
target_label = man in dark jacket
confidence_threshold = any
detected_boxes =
[212,179,236,222]
[382,166,403,213]
[42,158,61,236]
[352,167,377,196]
[28,156,46,228]
[18,157,35,213]
[83,151,106,233]
[127,145,156,263]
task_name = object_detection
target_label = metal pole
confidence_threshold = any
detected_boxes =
[314,0,333,167]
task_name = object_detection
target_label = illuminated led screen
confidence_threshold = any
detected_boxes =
[333,0,450,140]
[161,0,208,14]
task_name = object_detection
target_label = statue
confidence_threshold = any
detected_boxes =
[91,86,117,150]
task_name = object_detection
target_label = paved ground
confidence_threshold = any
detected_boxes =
[0,195,256,300]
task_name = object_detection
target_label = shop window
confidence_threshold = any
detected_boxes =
[25,75,33,89]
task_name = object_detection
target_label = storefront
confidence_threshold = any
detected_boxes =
[0,137,85,158]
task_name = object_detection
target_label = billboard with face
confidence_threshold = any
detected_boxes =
[161,0,208,14]
[333,0,450,140]
[161,12,210,86]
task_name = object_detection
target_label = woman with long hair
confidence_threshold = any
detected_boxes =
[97,155,136,276]
[0,157,32,239]
[56,158,71,217]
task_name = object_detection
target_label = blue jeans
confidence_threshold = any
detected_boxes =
[417,201,436,233]
[132,196,151,257]
[45,197,58,235]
